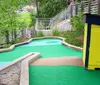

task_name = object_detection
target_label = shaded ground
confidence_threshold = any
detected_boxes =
[30,57,83,66]
[29,66,100,85]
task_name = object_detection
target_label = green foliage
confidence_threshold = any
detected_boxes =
[37,31,44,37]
[10,40,15,44]
[38,0,67,18]
[18,12,37,28]
[70,13,84,35]
[61,31,83,47]
[64,13,85,47]
[16,38,25,43]
[77,0,81,3]
[3,37,25,48]
[52,29,60,36]
[3,44,12,48]
[0,0,32,44]
[18,13,31,28]
[29,12,37,27]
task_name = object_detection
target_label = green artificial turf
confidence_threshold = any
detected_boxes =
[0,44,82,61]
[29,66,100,85]
[0,39,82,61]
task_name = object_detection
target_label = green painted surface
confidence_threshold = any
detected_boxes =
[0,39,82,61]
[29,66,100,85]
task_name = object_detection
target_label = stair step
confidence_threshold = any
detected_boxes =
[30,57,83,66]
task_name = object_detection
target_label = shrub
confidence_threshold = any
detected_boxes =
[52,29,60,36]
[37,31,44,37]
[38,0,67,18]
[10,40,15,44]
[16,38,25,43]
[70,13,84,35]
[3,44,12,48]
[61,31,83,47]
[29,12,37,27]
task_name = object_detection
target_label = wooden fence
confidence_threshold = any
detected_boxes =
[70,0,100,16]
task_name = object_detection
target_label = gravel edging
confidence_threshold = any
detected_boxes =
[0,53,34,85]
[0,61,21,85]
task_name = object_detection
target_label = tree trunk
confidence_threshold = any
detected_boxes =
[14,29,17,42]
[21,29,24,38]
[12,29,14,41]
[5,30,9,44]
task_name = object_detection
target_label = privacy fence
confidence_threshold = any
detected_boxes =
[71,0,100,16]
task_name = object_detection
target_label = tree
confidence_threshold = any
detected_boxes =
[29,12,37,27]
[0,0,29,44]
[38,0,67,18]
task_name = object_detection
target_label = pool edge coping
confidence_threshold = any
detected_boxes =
[0,36,83,52]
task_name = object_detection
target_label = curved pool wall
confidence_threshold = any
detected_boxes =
[0,38,82,67]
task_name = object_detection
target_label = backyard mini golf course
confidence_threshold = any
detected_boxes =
[29,66,100,85]
[0,38,100,85]
[0,38,82,62]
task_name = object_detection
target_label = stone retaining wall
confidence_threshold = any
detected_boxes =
[0,53,34,85]
[0,62,21,85]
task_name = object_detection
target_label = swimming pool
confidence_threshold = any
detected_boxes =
[0,38,82,67]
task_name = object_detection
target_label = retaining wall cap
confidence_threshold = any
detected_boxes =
[0,52,34,71]
[20,52,40,85]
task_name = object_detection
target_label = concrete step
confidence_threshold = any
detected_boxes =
[30,57,83,66]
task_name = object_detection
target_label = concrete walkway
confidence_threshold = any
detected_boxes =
[30,57,83,66]
[56,19,71,31]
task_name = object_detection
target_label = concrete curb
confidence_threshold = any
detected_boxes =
[20,52,40,85]
[0,52,39,85]
[0,36,83,53]
[32,36,83,52]
[0,39,33,53]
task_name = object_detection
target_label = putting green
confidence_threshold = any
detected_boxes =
[0,39,82,61]
[29,66,100,85]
